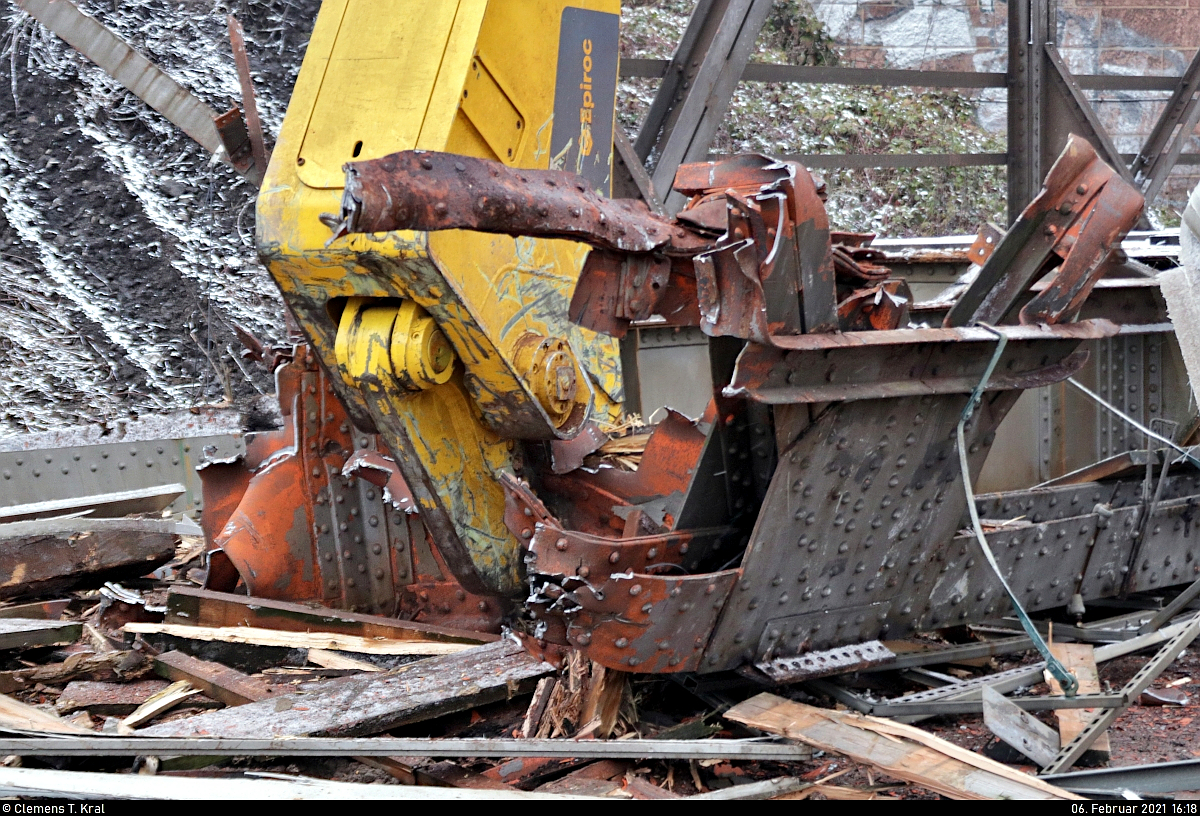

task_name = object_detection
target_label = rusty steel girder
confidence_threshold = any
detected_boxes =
[198,343,506,633]
[320,137,1154,676]
[946,134,1145,328]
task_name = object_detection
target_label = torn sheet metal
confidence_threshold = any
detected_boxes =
[199,343,504,631]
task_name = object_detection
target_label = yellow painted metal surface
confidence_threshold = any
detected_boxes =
[257,0,623,595]
[296,0,464,189]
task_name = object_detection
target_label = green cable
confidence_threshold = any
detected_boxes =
[956,324,1079,696]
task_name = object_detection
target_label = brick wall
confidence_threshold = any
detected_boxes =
[809,0,1200,210]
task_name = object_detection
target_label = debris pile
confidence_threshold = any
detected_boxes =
[0,509,1196,800]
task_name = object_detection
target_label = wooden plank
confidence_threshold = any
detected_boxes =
[689,776,810,800]
[0,528,176,600]
[725,693,1081,800]
[981,686,1060,768]
[0,619,80,650]
[0,650,145,695]
[0,693,91,734]
[152,650,277,707]
[165,586,494,644]
[153,650,501,789]
[1049,643,1110,761]
[125,623,475,656]
[519,677,556,738]
[141,640,553,738]
[1038,450,1150,487]
[577,664,624,738]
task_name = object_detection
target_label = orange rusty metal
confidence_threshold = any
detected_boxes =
[200,342,504,629]
[837,279,912,332]
[945,134,1145,328]
[504,472,738,673]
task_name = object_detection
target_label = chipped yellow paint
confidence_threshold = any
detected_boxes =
[256,0,622,594]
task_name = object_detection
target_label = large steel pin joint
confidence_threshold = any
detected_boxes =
[334,297,456,392]
[512,333,580,429]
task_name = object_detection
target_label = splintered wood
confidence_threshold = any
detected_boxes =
[0,693,92,735]
[0,525,176,599]
[725,693,1081,800]
[141,640,553,738]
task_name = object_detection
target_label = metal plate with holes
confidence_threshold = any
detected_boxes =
[754,640,895,683]
[0,434,243,520]
[701,392,1018,671]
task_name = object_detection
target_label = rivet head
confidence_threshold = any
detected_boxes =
[629,584,642,596]
[608,551,620,564]
[555,537,568,551]
[615,637,628,648]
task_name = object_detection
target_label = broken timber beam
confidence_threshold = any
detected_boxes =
[141,639,552,738]
[725,693,1082,800]
[0,524,176,600]
[56,680,171,717]
[0,693,91,735]
[165,586,492,644]
[0,650,145,695]
[153,649,431,783]
[153,650,277,707]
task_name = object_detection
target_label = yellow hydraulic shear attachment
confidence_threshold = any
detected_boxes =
[256,0,623,596]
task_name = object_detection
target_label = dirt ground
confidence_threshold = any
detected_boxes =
[0,0,319,433]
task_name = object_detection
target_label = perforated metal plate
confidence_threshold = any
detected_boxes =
[754,639,895,683]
